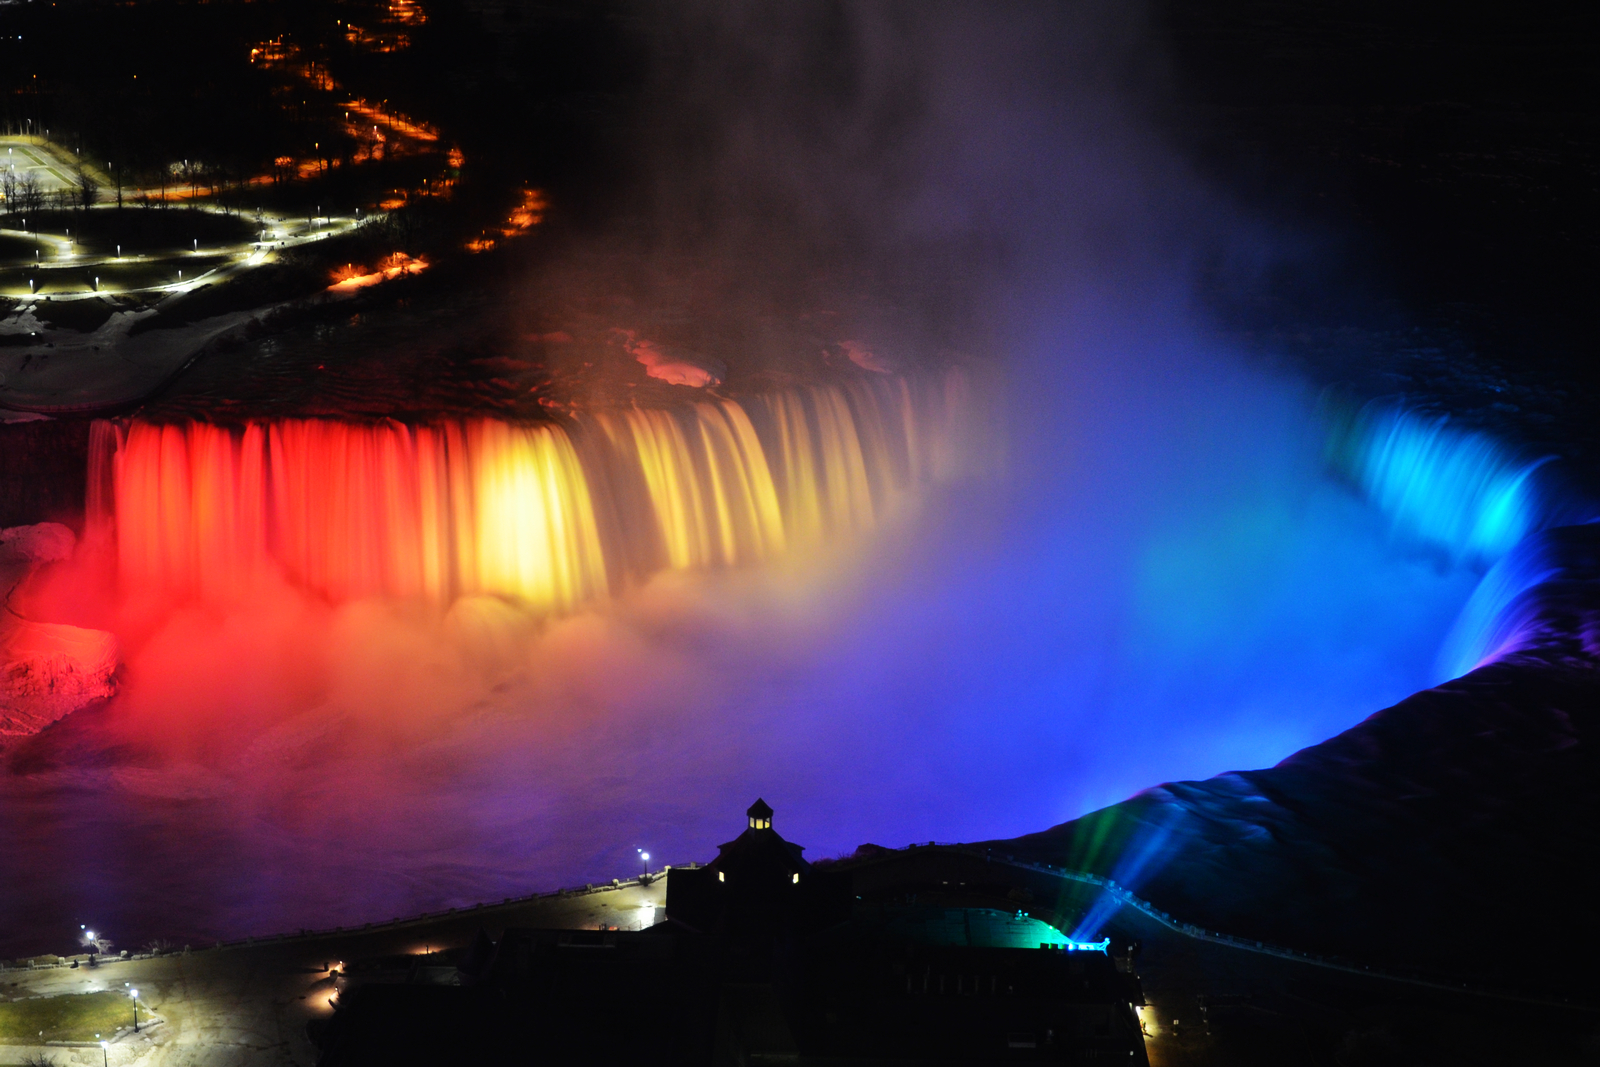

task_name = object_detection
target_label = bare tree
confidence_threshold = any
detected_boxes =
[18,173,44,220]
[74,166,99,210]
[379,199,430,260]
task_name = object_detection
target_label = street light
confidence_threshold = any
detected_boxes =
[129,987,139,1031]
[99,1039,108,1067]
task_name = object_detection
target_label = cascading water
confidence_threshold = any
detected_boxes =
[1320,396,1594,682]
[1322,398,1568,566]
[95,419,608,611]
[6,336,1567,957]
[88,373,983,614]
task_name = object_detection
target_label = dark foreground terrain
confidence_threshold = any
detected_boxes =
[985,524,1600,1063]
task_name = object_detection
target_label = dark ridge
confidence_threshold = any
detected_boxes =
[0,418,90,530]
[987,526,1600,998]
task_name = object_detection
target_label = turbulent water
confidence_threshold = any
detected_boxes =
[1,328,1577,958]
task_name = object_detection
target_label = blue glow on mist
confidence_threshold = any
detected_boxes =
[742,316,1489,854]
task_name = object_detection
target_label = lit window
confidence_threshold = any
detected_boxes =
[718,871,725,883]
[792,873,799,884]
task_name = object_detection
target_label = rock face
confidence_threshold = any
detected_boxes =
[1,522,120,737]
[0,521,77,564]
[0,620,120,736]
[986,523,1600,998]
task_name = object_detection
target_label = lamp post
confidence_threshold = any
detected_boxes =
[130,988,138,1032]
[99,1039,108,1067]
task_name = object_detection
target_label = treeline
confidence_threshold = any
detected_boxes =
[0,164,97,221]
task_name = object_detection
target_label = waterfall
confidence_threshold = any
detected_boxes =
[1322,399,1563,566]
[89,372,982,612]
[1320,395,1599,680]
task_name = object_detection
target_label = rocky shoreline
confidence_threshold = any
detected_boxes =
[0,522,118,738]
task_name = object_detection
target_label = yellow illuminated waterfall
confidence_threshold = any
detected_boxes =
[92,371,984,611]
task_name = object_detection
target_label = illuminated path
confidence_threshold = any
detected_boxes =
[0,877,665,1067]
[0,204,374,414]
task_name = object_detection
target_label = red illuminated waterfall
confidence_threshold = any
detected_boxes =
[89,373,983,611]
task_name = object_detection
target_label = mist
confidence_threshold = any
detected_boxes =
[1,1,1491,952]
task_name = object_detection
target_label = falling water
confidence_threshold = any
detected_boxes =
[1317,396,1596,681]
[1322,398,1564,565]
[89,372,983,612]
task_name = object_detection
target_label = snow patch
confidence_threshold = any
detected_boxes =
[615,330,725,388]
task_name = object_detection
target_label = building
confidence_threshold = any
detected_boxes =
[316,800,1149,1065]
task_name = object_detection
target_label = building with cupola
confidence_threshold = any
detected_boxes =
[316,799,1148,1065]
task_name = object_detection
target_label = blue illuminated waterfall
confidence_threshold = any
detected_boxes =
[1323,399,1562,566]
[1323,396,1593,681]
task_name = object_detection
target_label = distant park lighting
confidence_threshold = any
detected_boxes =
[193,239,198,251]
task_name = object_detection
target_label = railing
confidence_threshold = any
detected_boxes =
[927,846,1597,1013]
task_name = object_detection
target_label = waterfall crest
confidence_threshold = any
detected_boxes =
[90,372,983,613]
[1322,399,1563,565]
